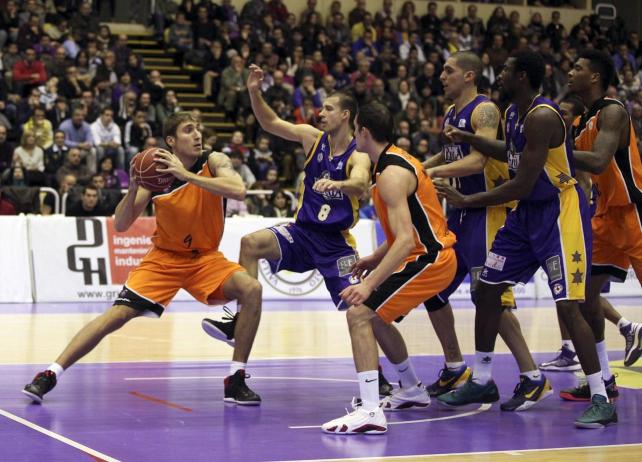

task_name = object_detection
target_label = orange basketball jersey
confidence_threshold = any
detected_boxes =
[574,97,642,215]
[372,144,456,262]
[151,153,226,254]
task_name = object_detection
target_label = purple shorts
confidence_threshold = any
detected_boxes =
[267,223,359,309]
[480,186,592,301]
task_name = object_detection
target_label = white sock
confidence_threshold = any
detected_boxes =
[446,361,465,370]
[229,361,246,376]
[521,370,542,381]
[47,363,64,378]
[617,317,631,331]
[595,341,612,381]
[472,351,494,384]
[562,340,575,353]
[586,371,607,399]
[394,358,420,388]
[358,370,379,411]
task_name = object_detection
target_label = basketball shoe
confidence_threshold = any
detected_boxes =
[574,394,618,429]
[378,366,393,396]
[322,398,387,435]
[202,306,237,346]
[380,382,431,411]
[538,345,581,372]
[426,364,471,397]
[623,322,642,367]
[437,377,500,407]
[500,375,553,412]
[224,370,261,405]
[560,374,619,401]
[23,370,57,403]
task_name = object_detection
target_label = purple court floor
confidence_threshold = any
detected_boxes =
[1,353,641,462]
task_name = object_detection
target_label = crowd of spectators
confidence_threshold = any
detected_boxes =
[1,0,642,219]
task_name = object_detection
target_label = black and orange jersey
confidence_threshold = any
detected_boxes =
[574,97,642,214]
[150,153,226,254]
[372,144,456,263]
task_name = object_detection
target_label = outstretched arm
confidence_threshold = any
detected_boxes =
[247,64,320,153]
[436,107,555,208]
[573,104,629,174]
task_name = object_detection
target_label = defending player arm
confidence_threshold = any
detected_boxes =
[361,167,416,290]
[184,152,246,200]
[444,104,507,161]
[422,152,444,169]
[573,104,629,174]
[341,151,371,196]
[440,108,553,208]
[247,64,320,153]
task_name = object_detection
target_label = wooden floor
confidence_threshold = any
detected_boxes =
[2,300,641,461]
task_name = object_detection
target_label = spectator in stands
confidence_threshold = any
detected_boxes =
[97,156,123,190]
[252,134,275,180]
[1,1,20,47]
[58,107,95,170]
[170,12,194,53]
[316,74,336,102]
[614,44,638,73]
[193,5,218,50]
[142,70,166,106]
[23,105,53,150]
[44,130,68,185]
[229,149,256,188]
[17,13,44,51]
[91,107,124,169]
[124,110,153,165]
[260,189,293,218]
[114,90,138,128]
[5,164,28,187]
[38,76,59,111]
[90,173,119,215]
[95,50,118,86]
[13,130,45,185]
[66,184,108,217]
[292,73,321,109]
[0,126,15,175]
[203,41,228,102]
[125,54,147,91]
[75,90,100,124]
[349,59,376,90]
[264,70,292,106]
[12,47,47,96]
[293,96,319,126]
[62,29,82,61]
[156,90,181,127]
[46,46,69,80]
[138,92,159,134]
[327,12,349,45]
[488,33,509,75]
[348,0,367,28]
[96,25,113,52]
[46,96,70,130]
[223,130,250,159]
[58,66,88,102]
[111,72,139,109]
[219,54,250,121]
[70,1,100,43]
[0,189,16,215]
[56,148,92,186]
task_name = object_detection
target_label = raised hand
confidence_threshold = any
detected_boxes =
[246,64,264,92]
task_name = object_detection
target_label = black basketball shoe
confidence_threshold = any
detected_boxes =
[202,306,237,346]
[23,370,57,403]
[224,370,261,405]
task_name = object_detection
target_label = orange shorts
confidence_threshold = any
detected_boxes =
[116,246,245,316]
[364,248,457,324]
[592,203,642,282]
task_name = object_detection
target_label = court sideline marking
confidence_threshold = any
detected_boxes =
[0,407,120,462]
[267,443,642,462]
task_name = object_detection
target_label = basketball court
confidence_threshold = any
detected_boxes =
[1,299,641,461]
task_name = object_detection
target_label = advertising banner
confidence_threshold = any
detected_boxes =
[0,216,32,302]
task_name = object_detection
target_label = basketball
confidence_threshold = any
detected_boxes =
[131,147,175,192]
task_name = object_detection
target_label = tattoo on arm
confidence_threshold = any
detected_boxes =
[475,104,500,130]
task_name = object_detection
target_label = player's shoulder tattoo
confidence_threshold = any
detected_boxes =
[475,103,500,130]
